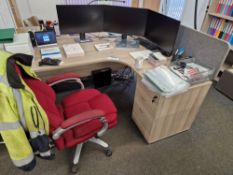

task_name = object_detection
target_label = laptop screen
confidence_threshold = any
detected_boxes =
[35,31,57,46]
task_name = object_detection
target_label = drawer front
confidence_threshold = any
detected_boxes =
[135,79,159,117]
[132,100,153,137]
[137,78,159,98]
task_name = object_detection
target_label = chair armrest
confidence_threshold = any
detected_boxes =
[52,110,108,140]
[46,73,84,89]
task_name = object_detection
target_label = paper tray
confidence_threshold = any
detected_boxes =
[170,58,214,85]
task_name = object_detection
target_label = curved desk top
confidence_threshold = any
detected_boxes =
[32,34,211,92]
[32,34,158,78]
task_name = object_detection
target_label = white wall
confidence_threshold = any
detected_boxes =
[16,0,65,21]
[181,0,210,30]
[15,0,32,20]
[16,0,209,30]
[0,0,15,29]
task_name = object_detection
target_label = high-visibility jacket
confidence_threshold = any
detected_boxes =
[0,51,52,171]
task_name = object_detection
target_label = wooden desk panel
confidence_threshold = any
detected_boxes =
[32,35,212,143]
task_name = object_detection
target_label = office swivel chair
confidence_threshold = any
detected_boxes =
[19,69,117,173]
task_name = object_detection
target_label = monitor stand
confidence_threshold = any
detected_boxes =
[115,34,139,48]
[74,32,93,43]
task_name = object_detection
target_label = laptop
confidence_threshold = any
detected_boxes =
[35,31,57,47]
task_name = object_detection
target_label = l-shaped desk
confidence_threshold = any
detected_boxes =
[32,34,212,143]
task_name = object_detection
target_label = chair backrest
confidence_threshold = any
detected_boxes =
[16,66,63,132]
[23,78,64,131]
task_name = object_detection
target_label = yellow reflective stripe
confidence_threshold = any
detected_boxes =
[12,153,34,167]
[0,122,21,131]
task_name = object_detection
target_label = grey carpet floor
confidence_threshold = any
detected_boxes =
[0,80,233,175]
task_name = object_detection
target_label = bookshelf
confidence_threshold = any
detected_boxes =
[208,12,233,21]
[201,0,233,81]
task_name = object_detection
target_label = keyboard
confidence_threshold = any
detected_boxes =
[137,38,158,51]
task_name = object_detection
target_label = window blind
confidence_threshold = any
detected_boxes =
[64,0,132,6]
[166,0,185,20]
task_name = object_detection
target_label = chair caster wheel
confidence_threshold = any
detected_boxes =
[105,147,112,157]
[71,164,79,174]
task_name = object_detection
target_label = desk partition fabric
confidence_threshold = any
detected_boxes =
[174,25,230,79]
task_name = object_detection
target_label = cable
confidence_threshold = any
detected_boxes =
[88,0,125,5]
[194,0,198,30]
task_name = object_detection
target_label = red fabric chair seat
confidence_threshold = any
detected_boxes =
[61,89,117,148]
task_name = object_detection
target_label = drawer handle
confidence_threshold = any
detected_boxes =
[152,96,158,103]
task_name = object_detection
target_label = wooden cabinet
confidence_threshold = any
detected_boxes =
[131,0,139,7]
[143,0,161,12]
[131,0,161,12]
[132,77,212,143]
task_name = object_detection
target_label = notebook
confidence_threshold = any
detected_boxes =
[40,47,62,59]
[63,43,85,57]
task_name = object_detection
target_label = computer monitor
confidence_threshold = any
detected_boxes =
[56,5,103,42]
[145,10,180,56]
[103,6,147,36]
[104,6,147,47]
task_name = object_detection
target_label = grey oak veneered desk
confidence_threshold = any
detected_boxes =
[32,34,212,143]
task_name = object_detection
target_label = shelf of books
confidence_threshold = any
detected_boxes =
[202,0,233,81]
[208,12,233,21]
[202,0,233,47]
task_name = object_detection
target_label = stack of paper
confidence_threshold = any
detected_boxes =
[63,43,84,57]
[4,33,34,55]
[94,43,113,51]
[129,50,152,60]
[40,47,62,59]
[142,65,190,97]
[170,62,212,81]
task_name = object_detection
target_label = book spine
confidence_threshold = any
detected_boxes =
[224,23,231,40]
[216,0,223,13]
[220,0,226,14]
[215,18,221,36]
[216,19,224,37]
[219,21,226,38]
[212,18,218,35]
[230,1,233,16]
[226,1,233,15]
[223,0,230,15]
[221,21,227,39]
[228,23,233,42]
[212,18,219,35]
[208,18,214,34]
[230,31,233,45]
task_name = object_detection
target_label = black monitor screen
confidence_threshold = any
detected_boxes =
[145,10,180,56]
[103,6,148,36]
[56,5,103,34]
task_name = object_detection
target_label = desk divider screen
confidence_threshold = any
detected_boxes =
[174,25,230,79]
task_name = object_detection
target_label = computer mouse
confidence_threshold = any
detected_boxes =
[39,57,61,66]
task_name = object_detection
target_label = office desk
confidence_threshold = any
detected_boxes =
[32,34,212,143]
